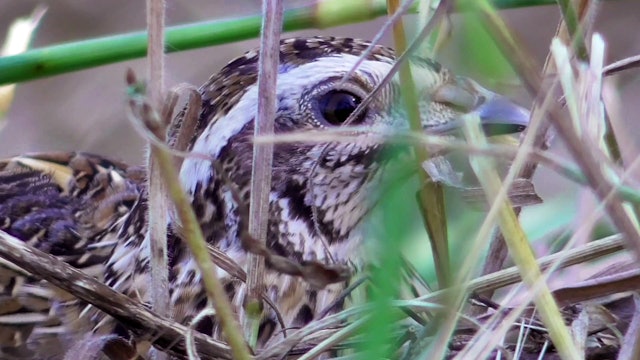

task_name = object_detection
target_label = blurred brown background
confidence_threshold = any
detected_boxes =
[0,0,639,210]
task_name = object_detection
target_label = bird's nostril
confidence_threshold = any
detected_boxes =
[481,123,528,136]
[476,94,530,136]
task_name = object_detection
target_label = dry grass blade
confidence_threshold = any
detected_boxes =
[553,261,640,306]
[461,178,542,208]
[618,294,640,360]
[0,230,231,359]
[603,53,640,76]
[461,114,581,359]
[245,0,283,343]
[465,233,626,297]
[145,3,171,358]
[240,232,352,288]
[296,318,368,360]
[339,0,417,86]
[257,307,363,359]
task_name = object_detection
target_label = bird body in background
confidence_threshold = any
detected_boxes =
[0,37,528,359]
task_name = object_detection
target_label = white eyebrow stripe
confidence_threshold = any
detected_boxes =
[179,54,394,195]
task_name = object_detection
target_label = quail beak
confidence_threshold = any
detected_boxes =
[476,94,530,136]
[426,84,530,137]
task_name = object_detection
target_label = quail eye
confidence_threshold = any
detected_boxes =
[317,90,363,126]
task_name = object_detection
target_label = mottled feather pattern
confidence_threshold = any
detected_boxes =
[0,153,142,358]
[189,37,396,150]
[0,36,529,358]
[71,37,410,348]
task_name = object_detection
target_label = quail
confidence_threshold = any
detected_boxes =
[0,36,529,359]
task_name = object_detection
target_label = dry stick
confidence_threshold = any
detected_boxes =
[556,0,591,61]
[145,4,170,360]
[151,126,253,360]
[557,0,628,203]
[467,233,626,299]
[146,0,164,105]
[296,317,369,360]
[145,87,290,335]
[244,0,283,344]
[0,230,231,360]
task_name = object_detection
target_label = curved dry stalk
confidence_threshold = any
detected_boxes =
[603,53,640,76]
[0,230,231,359]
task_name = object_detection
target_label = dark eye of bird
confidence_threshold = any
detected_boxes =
[317,90,363,126]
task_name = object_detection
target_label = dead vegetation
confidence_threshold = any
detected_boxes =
[1,1,640,359]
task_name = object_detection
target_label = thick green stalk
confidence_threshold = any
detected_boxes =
[0,0,580,86]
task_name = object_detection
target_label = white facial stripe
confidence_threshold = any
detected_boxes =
[180,53,395,194]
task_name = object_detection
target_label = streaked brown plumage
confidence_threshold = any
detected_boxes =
[0,152,142,358]
[0,36,528,359]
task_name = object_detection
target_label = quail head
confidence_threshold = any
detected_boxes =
[0,36,529,358]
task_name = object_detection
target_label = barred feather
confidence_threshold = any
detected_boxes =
[0,153,141,358]
[0,36,528,359]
